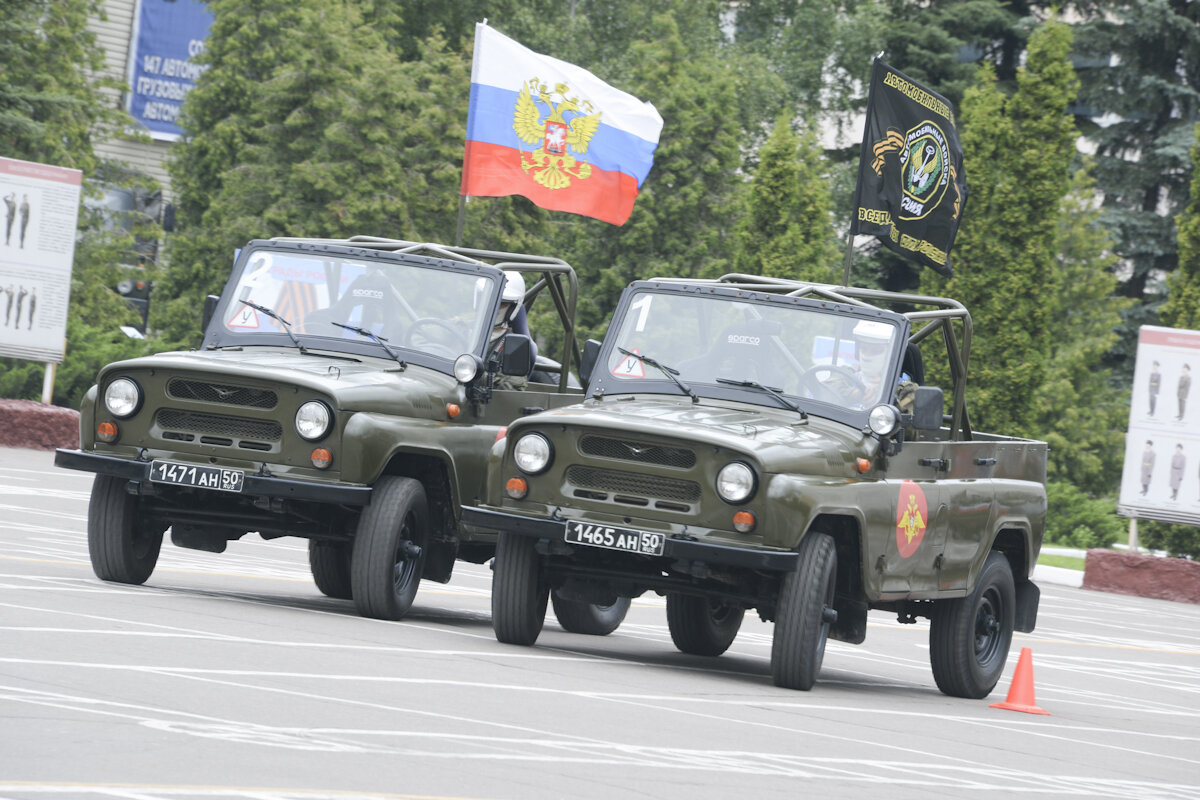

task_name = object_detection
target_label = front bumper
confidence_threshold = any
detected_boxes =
[54,449,372,506]
[461,505,798,572]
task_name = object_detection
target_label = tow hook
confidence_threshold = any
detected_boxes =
[822,606,838,624]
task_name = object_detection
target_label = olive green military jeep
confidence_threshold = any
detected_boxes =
[462,275,1047,697]
[55,236,628,633]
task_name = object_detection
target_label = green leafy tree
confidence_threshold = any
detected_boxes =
[0,0,155,406]
[159,1,473,346]
[1161,123,1200,330]
[921,21,1078,436]
[733,115,839,282]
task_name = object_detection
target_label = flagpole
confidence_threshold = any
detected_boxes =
[456,195,466,246]
[841,233,854,286]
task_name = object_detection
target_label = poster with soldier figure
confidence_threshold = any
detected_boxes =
[0,156,81,364]
[1119,325,1200,526]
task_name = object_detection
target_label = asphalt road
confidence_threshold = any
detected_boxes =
[2,447,1199,800]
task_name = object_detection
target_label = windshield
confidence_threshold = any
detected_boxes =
[219,248,496,360]
[600,289,903,411]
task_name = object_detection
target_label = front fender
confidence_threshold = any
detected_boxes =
[339,412,502,507]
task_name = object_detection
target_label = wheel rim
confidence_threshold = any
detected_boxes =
[708,600,736,625]
[973,586,1004,664]
[130,525,155,560]
[391,512,419,598]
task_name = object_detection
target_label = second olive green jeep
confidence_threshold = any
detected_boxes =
[55,236,628,633]
[463,275,1047,696]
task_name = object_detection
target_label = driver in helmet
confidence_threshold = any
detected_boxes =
[491,271,536,389]
[852,320,893,406]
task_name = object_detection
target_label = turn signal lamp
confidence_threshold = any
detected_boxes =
[97,422,118,443]
[732,510,756,533]
[505,476,528,500]
[446,403,461,419]
[856,457,871,473]
[495,426,508,443]
[310,448,333,469]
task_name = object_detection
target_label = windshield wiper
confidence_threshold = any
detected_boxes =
[717,377,806,418]
[616,346,697,403]
[331,322,407,370]
[240,300,307,353]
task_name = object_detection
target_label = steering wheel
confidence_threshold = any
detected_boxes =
[799,364,868,405]
[404,317,467,358]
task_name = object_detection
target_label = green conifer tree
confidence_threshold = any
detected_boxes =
[921,20,1078,436]
[733,116,838,282]
[1161,123,1200,330]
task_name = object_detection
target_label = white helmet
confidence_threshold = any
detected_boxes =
[853,320,893,374]
[502,271,526,304]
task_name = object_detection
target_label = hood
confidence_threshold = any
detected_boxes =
[101,347,459,413]
[513,396,873,473]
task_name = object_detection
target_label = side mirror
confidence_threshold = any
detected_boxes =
[500,333,535,377]
[202,294,220,333]
[911,386,945,431]
[579,339,602,387]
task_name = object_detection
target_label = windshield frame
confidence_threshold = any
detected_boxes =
[201,240,504,374]
[587,281,912,427]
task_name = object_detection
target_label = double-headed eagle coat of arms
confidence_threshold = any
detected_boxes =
[513,78,601,190]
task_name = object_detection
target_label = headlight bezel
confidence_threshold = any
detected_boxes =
[868,403,902,438]
[103,377,143,419]
[295,400,333,442]
[513,432,553,475]
[715,461,757,505]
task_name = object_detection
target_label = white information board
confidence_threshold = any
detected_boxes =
[0,156,82,364]
[1117,325,1200,526]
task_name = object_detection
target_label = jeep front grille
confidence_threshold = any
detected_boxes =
[578,435,696,468]
[167,379,278,409]
[156,408,283,448]
[566,465,701,503]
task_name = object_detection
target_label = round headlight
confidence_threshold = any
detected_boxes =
[295,400,332,441]
[716,462,756,504]
[868,404,901,437]
[454,353,482,384]
[513,433,552,474]
[104,378,142,418]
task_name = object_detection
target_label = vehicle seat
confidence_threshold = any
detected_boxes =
[679,318,781,385]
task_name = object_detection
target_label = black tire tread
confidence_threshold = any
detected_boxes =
[309,540,354,600]
[771,531,837,690]
[666,594,744,656]
[350,476,428,621]
[552,593,631,636]
[88,474,161,585]
[929,551,1014,698]
[491,532,547,645]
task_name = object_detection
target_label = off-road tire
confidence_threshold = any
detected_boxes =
[88,474,163,585]
[491,532,547,645]
[351,476,428,621]
[551,592,631,636]
[929,551,1014,698]
[666,594,744,656]
[309,540,353,600]
[771,531,837,690]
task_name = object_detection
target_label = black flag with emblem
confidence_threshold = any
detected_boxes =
[850,59,967,278]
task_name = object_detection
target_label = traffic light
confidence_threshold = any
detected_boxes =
[116,276,151,334]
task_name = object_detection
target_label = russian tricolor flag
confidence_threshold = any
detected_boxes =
[461,23,663,226]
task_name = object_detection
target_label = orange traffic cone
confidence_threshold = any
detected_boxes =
[990,647,1050,715]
